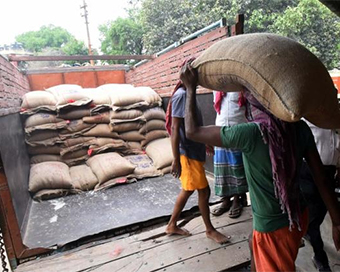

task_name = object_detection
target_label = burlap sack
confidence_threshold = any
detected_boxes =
[135,87,162,107]
[88,138,128,155]
[139,120,166,134]
[192,33,340,129]
[61,137,95,148]
[58,107,91,120]
[83,111,110,124]
[99,84,146,107]
[119,130,145,141]
[21,91,57,109]
[141,130,168,147]
[29,162,72,193]
[61,148,89,166]
[81,88,111,106]
[127,141,142,152]
[33,189,72,201]
[25,113,62,128]
[86,152,136,184]
[25,130,61,146]
[143,107,166,121]
[27,145,61,155]
[110,121,143,133]
[59,120,96,138]
[30,154,62,164]
[110,109,145,124]
[161,165,172,175]
[61,148,88,160]
[145,138,173,169]
[46,84,90,105]
[70,164,98,190]
[83,124,119,138]
[125,154,162,179]
[25,120,69,134]
[94,176,136,191]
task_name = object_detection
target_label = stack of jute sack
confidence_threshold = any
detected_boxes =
[21,84,173,200]
[192,33,340,129]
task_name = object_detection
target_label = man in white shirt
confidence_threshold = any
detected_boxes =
[300,120,340,272]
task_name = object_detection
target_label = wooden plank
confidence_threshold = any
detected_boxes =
[82,220,252,272]
[8,55,154,62]
[16,207,252,272]
[161,241,250,272]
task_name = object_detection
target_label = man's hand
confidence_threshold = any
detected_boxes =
[332,224,340,251]
[171,159,182,179]
[206,145,214,156]
[180,62,198,91]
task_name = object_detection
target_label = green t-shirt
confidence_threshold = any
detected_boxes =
[220,121,316,232]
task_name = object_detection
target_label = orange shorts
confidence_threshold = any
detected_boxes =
[179,155,208,191]
[252,209,309,272]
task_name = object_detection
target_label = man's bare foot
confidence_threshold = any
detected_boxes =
[166,225,191,236]
[206,229,230,244]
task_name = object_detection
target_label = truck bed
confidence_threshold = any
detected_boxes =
[23,174,219,249]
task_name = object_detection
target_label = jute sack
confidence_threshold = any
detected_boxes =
[27,145,61,155]
[143,107,166,121]
[88,138,128,155]
[110,121,143,133]
[29,162,72,193]
[30,155,62,164]
[61,137,95,148]
[25,120,69,134]
[135,87,162,107]
[94,176,136,191]
[46,84,90,105]
[58,107,91,120]
[83,124,119,138]
[119,130,145,141]
[33,189,72,201]
[70,164,98,190]
[59,120,96,138]
[61,148,89,166]
[86,152,136,184]
[21,91,57,109]
[141,130,168,147]
[127,141,143,152]
[139,120,166,134]
[125,154,162,179]
[83,111,110,124]
[145,138,173,169]
[25,113,62,128]
[25,130,61,146]
[81,88,111,106]
[192,33,340,129]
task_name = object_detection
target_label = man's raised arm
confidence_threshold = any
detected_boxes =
[180,62,224,147]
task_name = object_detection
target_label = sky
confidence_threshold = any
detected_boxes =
[0,0,129,50]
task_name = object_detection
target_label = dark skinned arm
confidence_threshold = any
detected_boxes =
[305,147,340,251]
[180,62,224,147]
[170,117,182,178]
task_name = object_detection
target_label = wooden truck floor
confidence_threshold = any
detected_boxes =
[23,174,219,249]
[13,205,340,272]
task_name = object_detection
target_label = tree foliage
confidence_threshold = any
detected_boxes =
[270,0,340,69]
[132,0,339,69]
[99,17,143,64]
[15,25,73,52]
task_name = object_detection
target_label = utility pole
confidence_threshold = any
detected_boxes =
[80,0,94,66]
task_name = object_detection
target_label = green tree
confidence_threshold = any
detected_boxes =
[15,25,73,52]
[99,17,144,64]
[138,0,299,53]
[270,0,340,69]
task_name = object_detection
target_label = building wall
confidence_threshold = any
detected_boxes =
[125,26,230,97]
[0,55,30,116]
